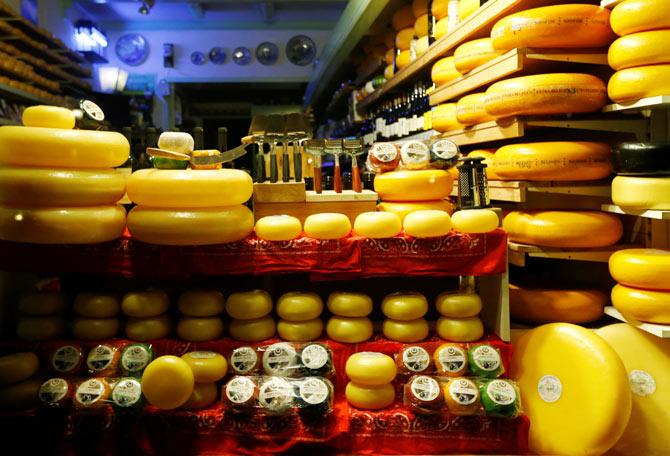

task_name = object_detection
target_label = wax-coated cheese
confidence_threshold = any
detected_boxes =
[72,317,119,340]
[16,316,66,341]
[346,381,395,410]
[431,57,462,86]
[451,209,499,234]
[0,378,41,410]
[609,249,670,291]
[397,345,432,374]
[435,343,468,377]
[608,31,670,71]
[612,175,670,210]
[303,213,351,240]
[509,284,605,324]
[414,14,428,37]
[415,35,429,56]
[254,215,302,241]
[157,132,194,154]
[608,65,670,103]
[74,293,119,318]
[392,4,415,31]
[74,378,112,410]
[111,378,143,410]
[431,103,463,133]
[396,27,415,51]
[403,210,452,238]
[122,291,170,317]
[142,356,195,410]
[375,170,453,202]
[454,39,502,73]
[50,344,84,375]
[377,200,454,223]
[384,64,394,80]
[327,291,373,317]
[226,290,273,319]
[277,318,323,342]
[455,93,496,125]
[181,382,218,410]
[434,16,448,40]
[612,285,670,324]
[229,347,260,375]
[86,344,120,376]
[405,375,444,414]
[17,292,66,316]
[177,291,225,317]
[382,292,428,320]
[436,292,483,318]
[326,316,373,343]
[181,351,228,383]
[382,318,429,343]
[610,0,670,36]
[39,378,72,407]
[385,48,394,65]
[353,212,402,238]
[467,150,500,180]
[436,316,484,342]
[511,323,631,456]
[229,316,276,342]
[412,0,448,20]
[468,344,503,378]
[396,50,411,70]
[177,317,224,342]
[120,343,153,375]
[125,315,172,341]
[444,377,480,415]
[0,352,39,386]
[277,292,323,321]
[479,378,520,418]
[22,105,75,129]
[346,352,397,385]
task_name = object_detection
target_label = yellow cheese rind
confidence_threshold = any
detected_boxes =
[436,292,483,318]
[609,249,670,291]
[432,103,463,133]
[177,317,224,342]
[327,292,373,317]
[326,316,373,343]
[353,212,402,238]
[229,316,276,342]
[72,317,120,340]
[276,292,323,321]
[142,356,194,410]
[608,65,670,103]
[0,378,40,410]
[436,316,484,342]
[225,290,273,320]
[17,292,66,316]
[16,316,66,341]
[612,176,670,210]
[396,50,411,70]
[22,106,75,129]
[377,200,454,223]
[455,93,496,125]
[382,292,428,320]
[74,293,119,318]
[403,210,453,238]
[454,38,502,73]
[125,315,172,341]
[509,284,605,324]
[0,352,39,386]
[277,318,323,342]
[346,352,397,385]
[415,35,429,57]
[431,57,462,86]
[612,284,670,324]
[396,27,415,51]
[374,170,453,202]
[414,14,429,38]
[303,213,351,240]
[122,291,170,317]
[177,291,225,317]
[181,382,218,410]
[467,150,499,180]
[610,0,670,36]
[608,30,670,71]
[254,215,302,241]
[451,209,499,234]
[382,318,429,342]
[346,381,395,410]
[384,64,394,81]
[181,352,228,383]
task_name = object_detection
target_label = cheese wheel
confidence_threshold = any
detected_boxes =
[16,316,66,341]
[385,48,395,65]
[0,352,39,386]
[120,343,153,375]
[382,318,429,342]
[396,27,415,51]
[608,65,670,103]
[181,382,218,410]
[86,344,120,376]
[0,205,126,244]
[0,167,126,207]
[127,205,254,245]
[22,105,75,129]
[434,16,448,40]
[431,103,463,133]
[595,323,670,455]
[612,285,670,324]
[459,0,479,20]
[142,356,194,410]
[181,351,227,383]
[72,317,120,340]
[392,4,415,31]
[415,35,429,57]
[612,175,670,210]
[434,343,468,376]
[346,381,395,410]
[467,150,500,180]
[609,249,670,291]
[414,14,429,37]
[610,0,670,36]
[455,93,496,125]
[229,316,276,342]
[277,292,323,321]
[277,318,323,342]
[384,64,394,81]
[451,209,498,234]
[444,377,480,415]
[177,291,225,317]
[511,323,631,456]
[326,316,373,343]
[39,378,73,407]
[127,169,252,208]
[303,213,351,240]
[254,215,302,241]
[613,141,670,177]
[0,127,129,168]
[509,284,605,324]
[374,170,452,202]
[412,0,448,20]
[431,57,462,86]
[125,315,172,341]
[396,50,411,70]
[229,347,260,375]
[353,211,402,238]
[398,345,432,374]
[490,4,614,51]
[492,142,612,181]
[346,352,397,385]
[608,31,670,71]
[0,378,41,410]
[454,38,502,73]
[382,292,428,320]
[177,317,224,342]
[484,73,607,118]
[225,290,273,319]
[17,292,66,316]
[503,211,623,248]
[157,132,194,154]
[49,344,83,375]
[436,292,483,318]
[74,293,119,318]
[436,316,484,342]
[405,375,444,414]
[403,210,453,238]
[377,200,453,223]
[327,292,373,317]
[122,291,170,317]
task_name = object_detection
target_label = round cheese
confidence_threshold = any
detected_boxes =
[72,317,119,340]
[397,345,432,374]
[74,293,119,318]
[229,316,276,342]
[608,30,670,71]
[414,14,428,37]
[258,377,294,414]
[346,381,395,410]
[120,343,153,375]
[16,316,66,341]
[455,93,496,125]
[326,316,373,343]
[74,377,112,410]
[403,210,453,238]
[412,0,448,19]
[405,375,444,414]
[181,382,218,410]
[612,175,670,210]
[377,200,454,223]
[431,57,462,86]
[230,346,260,375]
[254,215,302,241]
[468,344,503,378]
[454,38,502,73]
[436,292,483,318]
[509,284,605,324]
[125,315,172,341]
[434,343,468,377]
[451,209,499,234]
[384,64,394,80]
[122,291,170,317]
[415,35,429,56]
[177,317,224,342]
[610,249,670,291]
[385,47,394,65]
[142,356,195,410]
[86,343,120,376]
[111,377,143,410]
[0,352,39,386]
[39,378,72,407]
[226,289,273,319]
[382,318,429,343]
[436,316,484,342]
[0,378,40,410]
[177,290,225,317]
[444,377,480,415]
[612,284,670,324]
[277,318,323,342]
[610,0,670,36]
[346,352,397,385]
[157,131,194,154]
[17,292,66,316]
[223,375,258,410]
[368,142,400,173]
[276,292,323,321]
[262,343,299,377]
[608,65,670,103]
[22,105,75,129]
[479,379,520,418]
[303,213,351,240]
[301,343,333,376]
[396,50,411,70]
[50,344,84,375]
[374,170,452,202]
[392,4,415,31]
[381,292,428,320]
[181,351,228,383]
[396,27,415,51]
[327,291,373,317]
[400,140,430,170]
[434,16,448,40]
[467,150,500,180]
[611,141,670,176]
[431,103,463,133]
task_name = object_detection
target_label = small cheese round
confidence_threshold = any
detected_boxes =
[111,377,143,410]
[479,379,520,418]
[327,291,373,317]
[326,316,374,343]
[296,377,333,414]
[353,212,402,238]
[346,381,395,410]
[142,356,195,410]
[120,343,154,375]
[50,344,84,375]
[225,290,273,320]
[157,131,194,154]
[444,377,481,415]
[229,346,260,375]
[382,318,429,343]
[73,293,119,318]
[277,318,324,342]
[262,342,299,377]
[436,316,484,342]
[72,317,120,340]
[122,291,170,317]
[0,352,39,386]
[451,209,499,234]
[303,213,352,240]
[22,105,75,129]
[177,317,224,342]
[223,375,259,410]
[74,378,112,410]
[258,377,294,414]
[255,215,302,241]
[405,375,444,414]
[300,343,334,376]
[0,378,41,410]
[177,291,225,317]
[39,377,72,407]
[435,292,483,318]
[397,345,432,374]
[434,343,469,377]
[382,292,428,320]
[346,352,397,385]
[125,315,172,341]
[17,292,66,316]
[181,382,218,410]
[276,292,323,321]
[181,351,228,383]
[16,316,66,341]
[403,210,453,238]
[86,344,120,376]
[468,344,503,378]
[229,316,276,342]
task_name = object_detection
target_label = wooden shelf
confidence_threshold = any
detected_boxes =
[452,180,611,203]
[0,81,52,104]
[605,307,670,338]
[601,204,670,220]
[508,241,637,267]
[604,96,670,113]
[601,0,625,8]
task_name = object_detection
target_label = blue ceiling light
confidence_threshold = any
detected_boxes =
[74,20,109,63]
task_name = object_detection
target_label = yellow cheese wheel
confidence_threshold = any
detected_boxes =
[177,291,225,317]
[412,0,448,20]
[0,167,126,207]
[142,356,194,410]
[414,14,429,37]
[254,215,302,241]
[490,4,614,51]
[385,48,395,65]
[436,292,483,318]
[277,318,323,342]
[0,205,126,244]
[455,93,496,125]
[157,132,194,154]
[610,0,670,36]
[229,316,276,342]
[74,293,119,318]
[608,30,670,71]
[485,73,607,118]
[22,105,75,129]
[0,378,40,410]
[396,50,411,70]
[612,284,670,324]
[0,126,129,168]
[403,209,453,238]
[377,200,454,223]
[608,64,670,103]
[225,290,272,320]
[122,291,170,317]
[509,284,605,324]
[392,4,415,31]
[415,35,429,57]
[434,16,448,40]
[125,315,172,341]
[181,382,218,410]
[459,0,479,20]
[382,318,429,342]
[326,316,373,343]
[503,211,623,248]
[612,176,670,210]
[181,351,227,383]
[384,64,394,80]
[609,249,670,291]
[467,150,499,180]
[346,381,395,410]
[353,211,402,238]
[595,323,670,456]
[17,292,66,316]
[303,213,351,240]
[436,316,484,342]
[396,27,415,51]
[127,205,254,246]
[511,323,631,456]
[0,352,39,386]
[431,57,462,86]
[16,316,65,341]
[327,292,373,317]
[374,170,452,202]
[431,103,463,133]
[381,292,428,320]
[451,209,498,234]
[346,352,397,385]
[72,317,119,340]
[177,317,224,342]
[454,38,502,73]
[276,291,323,321]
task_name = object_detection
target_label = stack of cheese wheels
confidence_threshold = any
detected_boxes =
[607,0,670,102]
[0,106,128,244]
[226,290,275,342]
[611,142,670,211]
[0,352,40,410]
[72,293,120,340]
[16,292,67,342]
[345,352,396,410]
[435,291,484,342]
[509,284,606,324]
[326,292,374,343]
[180,351,227,410]
[609,249,670,324]
[381,292,429,342]
[431,57,462,87]
[122,291,172,341]
[392,4,416,71]
[142,355,195,410]
[276,292,324,342]
[177,291,225,342]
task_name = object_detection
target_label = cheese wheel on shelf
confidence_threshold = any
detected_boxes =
[436,316,484,342]
[353,212,402,238]
[177,317,224,342]
[346,352,397,385]
[17,292,66,316]
[403,210,453,238]
[303,213,351,240]
[326,316,373,343]
[0,352,39,386]
[125,315,172,341]
[412,0,448,20]
[451,209,498,234]
[384,64,394,81]
[276,292,323,321]
[177,291,225,317]
[455,93,495,125]
[377,200,454,223]
[0,127,129,168]
[382,292,428,320]
[181,351,227,383]
[385,48,395,65]
[414,14,428,37]
[277,318,323,342]
[74,293,119,318]
[0,378,41,410]
[490,4,614,51]
[434,16,448,40]
[22,105,75,129]
[382,318,429,342]
[511,323,631,456]
[72,317,119,340]
[254,215,302,241]
[327,292,373,317]
[431,57,462,86]
[454,38,502,73]
[346,381,395,410]
[181,382,218,410]
[396,50,411,70]
[392,4,415,31]
[374,170,452,202]
[431,103,463,133]
[485,73,607,118]
[612,285,670,324]
[0,205,126,244]
[459,0,479,20]
[229,316,276,342]
[436,292,483,318]
[225,290,272,320]
[127,205,254,245]
[509,284,605,324]
[612,141,670,176]
[609,249,670,291]
[467,150,499,180]
[610,0,670,36]
[142,356,194,410]
[612,176,670,210]
[608,30,670,71]
[16,316,65,341]
[396,27,415,51]
[608,65,670,103]
[122,291,170,317]
[503,211,623,248]
[415,35,430,57]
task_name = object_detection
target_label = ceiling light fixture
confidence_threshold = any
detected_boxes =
[139,0,154,15]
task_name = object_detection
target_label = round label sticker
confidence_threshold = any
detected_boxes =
[400,141,430,166]
[81,99,105,121]
[258,377,293,412]
[76,379,106,406]
[410,375,440,402]
[262,343,297,375]
[438,346,466,373]
[86,345,114,372]
[230,347,258,374]
[430,139,459,160]
[301,344,329,370]
[112,379,142,407]
[471,345,501,372]
[629,369,656,397]
[188,351,217,359]
[402,346,431,373]
[299,377,329,405]
[537,375,562,403]
[39,378,69,404]
[121,345,150,373]
[51,345,82,373]
[486,380,516,406]
[448,378,478,405]
[370,143,400,163]
[225,376,255,404]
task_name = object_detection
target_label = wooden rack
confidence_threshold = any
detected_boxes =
[605,307,670,338]
[451,180,611,203]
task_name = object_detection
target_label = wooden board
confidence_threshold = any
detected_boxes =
[603,96,670,113]
[306,189,378,202]
[253,200,377,224]
[253,182,306,203]
[605,307,670,338]
[452,180,611,203]
[601,204,670,220]
[479,272,510,342]
[507,242,639,266]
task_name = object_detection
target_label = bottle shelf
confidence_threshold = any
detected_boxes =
[605,306,670,338]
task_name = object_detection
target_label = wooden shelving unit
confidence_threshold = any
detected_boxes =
[605,307,670,338]
[451,180,611,203]
[0,81,51,104]
[508,242,637,267]
[604,96,670,113]
[601,204,670,221]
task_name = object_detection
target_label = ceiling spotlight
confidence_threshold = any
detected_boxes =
[138,0,154,15]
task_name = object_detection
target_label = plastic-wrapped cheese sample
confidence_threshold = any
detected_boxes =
[39,378,72,407]
[396,27,415,51]
[0,127,129,168]
[303,213,351,240]
[72,318,119,340]
[22,105,75,129]
[431,57,462,86]
[612,176,670,210]
[223,375,258,410]
[374,170,453,202]
[177,291,225,317]
[254,215,302,241]
[400,141,430,170]
[511,323,631,456]
[346,381,395,410]
[503,211,623,248]
[326,316,373,343]
[468,344,503,378]
[436,292,483,318]
[0,205,126,244]
[382,292,428,320]
[86,344,120,376]
[346,352,397,385]
[229,316,276,342]
[455,93,496,125]
[431,103,463,133]
[122,291,170,317]
[230,347,260,375]
[509,284,605,324]
[612,285,670,324]
[0,378,41,410]
[142,356,195,410]
[120,343,153,375]
[451,209,499,234]
[398,345,432,374]
[444,377,480,415]
[454,39,502,73]
[181,351,227,383]
[403,210,453,238]
[277,318,323,342]
[405,375,444,414]
[125,315,172,341]
[609,249,670,291]
[16,316,66,341]
[383,318,429,342]
[127,205,254,245]
[262,342,299,377]
[368,142,400,173]
[434,343,468,377]
[608,31,670,71]
[608,65,670,103]
[74,293,119,318]
[277,292,323,321]
[478,379,520,418]
[181,382,218,410]
[226,290,273,320]
[377,200,454,223]
[17,292,66,316]
[392,4,415,31]
[50,344,83,376]
[610,0,670,36]
[177,317,224,342]
[327,292,373,317]
[157,131,194,154]
[436,316,484,342]
[0,352,39,386]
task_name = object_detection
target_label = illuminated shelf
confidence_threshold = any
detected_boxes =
[603,96,670,113]
[601,204,670,220]
[605,306,670,338]
[508,242,638,267]
[452,180,611,203]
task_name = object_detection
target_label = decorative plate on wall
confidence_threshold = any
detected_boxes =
[209,47,226,64]
[191,51,207,65]
[115,33,149,66]
[232,47,252,65]
[256,42,279,66]
[286,35,316,66]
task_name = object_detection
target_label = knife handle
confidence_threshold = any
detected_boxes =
[314,167,322,194]
[256,148,266,183]
[351,160,362,193]
[293,151,302,182]
[270,150,278,183]
[334,162,342,193]
[282,150,290,182]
